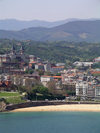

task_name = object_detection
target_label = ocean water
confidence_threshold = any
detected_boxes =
[0,112,100,133]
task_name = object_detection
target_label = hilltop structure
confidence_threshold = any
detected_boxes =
[0,45,31,74]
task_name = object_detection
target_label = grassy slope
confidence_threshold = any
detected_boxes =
[0,92,25,104]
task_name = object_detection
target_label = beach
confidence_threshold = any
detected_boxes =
[11,104,100,112]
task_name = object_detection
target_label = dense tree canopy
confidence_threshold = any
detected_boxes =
[0,39,100,64]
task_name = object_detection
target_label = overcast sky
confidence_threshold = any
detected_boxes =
[0,0,100,21]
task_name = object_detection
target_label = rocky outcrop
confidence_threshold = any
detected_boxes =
[0,101,6,112]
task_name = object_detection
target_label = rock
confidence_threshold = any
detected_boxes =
[0,101,6,112]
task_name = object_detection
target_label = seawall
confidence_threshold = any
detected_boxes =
[6,101,100,111]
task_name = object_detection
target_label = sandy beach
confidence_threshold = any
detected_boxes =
[11,104,100,112]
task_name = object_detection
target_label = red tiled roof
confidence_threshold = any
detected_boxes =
[29,61,37,64]
[53,76,62,78]
[91,71,100,74]
[96,85,100,87]
[37,63,44,66]
[52,66,64,68]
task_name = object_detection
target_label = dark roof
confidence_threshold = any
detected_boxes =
[11,45,16,51]
[20,45,24,51]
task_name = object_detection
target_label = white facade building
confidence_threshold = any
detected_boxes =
[73,61,93,67]
[41,76,54,86]
[76,81,88,96]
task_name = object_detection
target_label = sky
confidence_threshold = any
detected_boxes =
[0,0,100,21]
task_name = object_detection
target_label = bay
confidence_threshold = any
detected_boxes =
[0,112,100,133]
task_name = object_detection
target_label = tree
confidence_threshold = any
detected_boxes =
[38,86,48,95]
[47,81,56,94]
[27,85,49,100]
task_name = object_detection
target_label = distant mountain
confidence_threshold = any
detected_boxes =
[0,18,79,31]
[0,20,100,42]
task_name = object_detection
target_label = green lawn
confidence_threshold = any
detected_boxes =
[0,92,26,104]
[6,97,26,104]
[0,92,20,98]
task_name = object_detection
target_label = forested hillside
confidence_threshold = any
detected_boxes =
[0,39,100,63]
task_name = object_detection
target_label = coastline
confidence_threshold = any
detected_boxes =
[11,104,100,112]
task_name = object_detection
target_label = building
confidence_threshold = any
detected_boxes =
[73,61,93,67]
[29,55,37,62]
[51,66,64,74]
[0,45,35,74]
[40,76,54,86]
[0,55,11,63]
[76,81,100,98]
[0,74,11,87]
[94,85,100,97]
[44,63,51,72]
[35,63,44,70]
[76,81,88,97]
[12,74,39,87]
[94,57,100,62]
[56,63,65,67]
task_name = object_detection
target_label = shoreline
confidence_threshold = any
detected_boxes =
[11,104,100,112]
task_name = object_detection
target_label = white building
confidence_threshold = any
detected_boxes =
[73,61,93,67]
[94,57,100,62]
[95,85,100,97]
[76,81,100,98]
[41,76,54,86]
[44,63,51,72]
[56,63,65,67]
[76,81,88,96]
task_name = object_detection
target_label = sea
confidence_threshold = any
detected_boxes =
[0,112,100,133]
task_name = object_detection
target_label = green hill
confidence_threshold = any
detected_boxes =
[0,39,100,63]
[0,20,100,42]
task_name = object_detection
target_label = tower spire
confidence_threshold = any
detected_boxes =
[20,45,24,54]
[11,44,15,55]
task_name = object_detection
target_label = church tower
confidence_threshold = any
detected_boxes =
[20,45,24,55]
[11,45,16,55]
